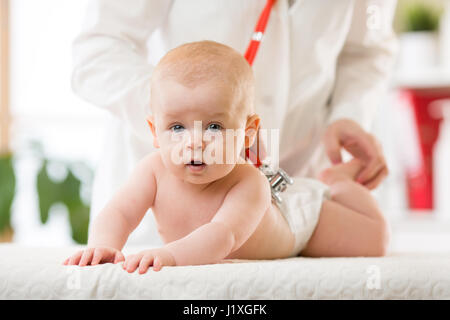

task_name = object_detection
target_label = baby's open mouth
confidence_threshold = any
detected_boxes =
[186,160,206,172]
[188,160,204,166]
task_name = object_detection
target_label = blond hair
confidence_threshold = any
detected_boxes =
[150,40,255,115]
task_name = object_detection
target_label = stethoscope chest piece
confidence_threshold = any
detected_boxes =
[259,163,294,205]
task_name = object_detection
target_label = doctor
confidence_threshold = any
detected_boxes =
[72,0,397,246]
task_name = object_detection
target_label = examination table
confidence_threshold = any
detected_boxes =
[1,244,449,299]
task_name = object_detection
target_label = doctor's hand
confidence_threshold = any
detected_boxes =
[323,119,388,190]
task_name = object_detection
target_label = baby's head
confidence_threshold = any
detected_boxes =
[147,40,260,184]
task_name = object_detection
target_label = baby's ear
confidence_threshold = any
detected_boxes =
[245,114,260,148]
[146,116,160,148]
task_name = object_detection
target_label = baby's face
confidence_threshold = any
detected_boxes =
[148,79,258,185]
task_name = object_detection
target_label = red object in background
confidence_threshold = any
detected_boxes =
[244,0,276,168]
[401,88,450,210]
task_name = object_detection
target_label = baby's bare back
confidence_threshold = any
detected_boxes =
[150,153,295,260]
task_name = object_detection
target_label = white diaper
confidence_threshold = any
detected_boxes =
[275,177,331,257]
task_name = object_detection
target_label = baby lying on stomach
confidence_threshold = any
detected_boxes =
[64,40,390,274]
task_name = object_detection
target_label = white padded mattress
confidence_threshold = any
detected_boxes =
[1,244,449,299]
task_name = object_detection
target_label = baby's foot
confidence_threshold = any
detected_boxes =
[318,158,364,185]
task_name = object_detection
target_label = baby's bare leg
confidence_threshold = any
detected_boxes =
[300,159,390,257]
[318,159,382,219]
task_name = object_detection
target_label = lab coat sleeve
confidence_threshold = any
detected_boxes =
[71,0,172,139]
[326,0,398,131]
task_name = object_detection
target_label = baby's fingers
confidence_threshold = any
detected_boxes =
[79,248,95,266]
[114,251,125,264]
[91,248,107,266]
[138,255,155,274]
[152,256,163,272]
[122,254,131,270]
[67,250,83,265]
[124,254,143,273]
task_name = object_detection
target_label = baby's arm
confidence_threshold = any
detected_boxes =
[123,167,271,273]
[167,169,270,265]
[63,154,157,266]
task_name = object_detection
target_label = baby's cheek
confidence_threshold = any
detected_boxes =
[226,137,245,163]
[160,141,186,166]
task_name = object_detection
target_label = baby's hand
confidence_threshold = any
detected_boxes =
[63,247,125,266]
[123,248,176,274]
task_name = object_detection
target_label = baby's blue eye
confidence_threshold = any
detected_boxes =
[171,124,184,132]
[207,123,222,131]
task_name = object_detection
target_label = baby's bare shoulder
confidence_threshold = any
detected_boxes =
[138,151,164,172]
[234,163,267,181]
[231,164,271,196]
[128,151,165,186]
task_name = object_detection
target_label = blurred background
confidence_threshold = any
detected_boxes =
[1,0,450,252]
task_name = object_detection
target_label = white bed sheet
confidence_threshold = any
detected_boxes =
[1,244,449,299]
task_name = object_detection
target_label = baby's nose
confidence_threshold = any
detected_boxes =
[186,130,205,150]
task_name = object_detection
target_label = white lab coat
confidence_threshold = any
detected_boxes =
[72,0,397,246]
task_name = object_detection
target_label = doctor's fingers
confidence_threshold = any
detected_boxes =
[355,137,386,183]
[356,154,387,186]
[323,132,343,165]
[342,132,378,162]
[363,166,389,190]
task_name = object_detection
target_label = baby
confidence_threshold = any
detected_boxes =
[64,41,390,274]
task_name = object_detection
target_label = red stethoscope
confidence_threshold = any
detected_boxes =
[244,0,276,168]
[243,0,293,204]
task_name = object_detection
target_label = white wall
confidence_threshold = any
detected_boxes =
[9,0,108,246]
